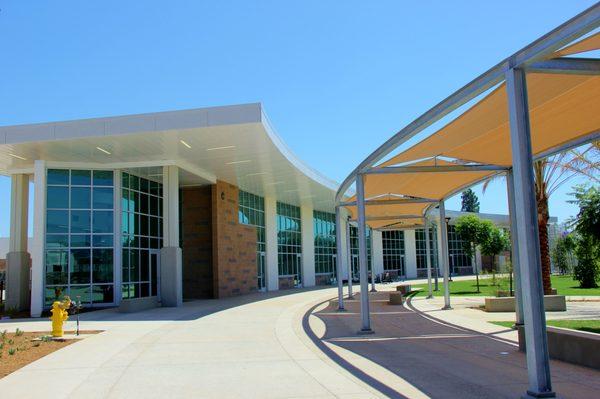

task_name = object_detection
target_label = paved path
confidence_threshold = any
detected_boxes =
[311,291,600,399]
[0,288,420,399]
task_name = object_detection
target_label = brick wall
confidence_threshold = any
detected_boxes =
[211,181,257,298]
[181,186,214,299]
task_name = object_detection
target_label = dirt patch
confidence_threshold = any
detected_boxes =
[0,329,101,378]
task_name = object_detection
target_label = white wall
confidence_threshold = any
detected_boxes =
[404,229,418,279]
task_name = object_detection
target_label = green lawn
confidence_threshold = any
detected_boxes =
[491,320,600,334]
[411,275,600,297]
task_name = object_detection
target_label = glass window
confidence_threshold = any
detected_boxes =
[46,234,68,249]
[47,169,69,185]
[93,187,113,209]
[93,234,113,247]
[70,234,91,248]
[45,251,68,285]
[47,210,69,234]
[45,169,115,307]
[276,202,302,287]
[45,286,68,306]
[71,210,91,234]
[47,186,69,209]
[71,170,91,186]
[92,248,113,283]
[71,187,91,209]
[70,248,91,284]
[93,170,113,186]
[382,230,405,276]
[93,210,113,233]
[313,211,336,283]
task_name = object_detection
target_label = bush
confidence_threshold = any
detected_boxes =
[551,233,576,275]
[573,236,600,288]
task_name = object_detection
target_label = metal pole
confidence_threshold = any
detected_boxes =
[356,174,373,333]
[439,202,451,310]
[506,67,554,398]
[346,217,354,299]
[370,231,377,292]
[425,219,433,299]
[335,207,345,311]
[506,169,524,326]
[434,228,439,291]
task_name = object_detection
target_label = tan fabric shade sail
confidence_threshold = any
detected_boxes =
[344,159,499,229]
[344,69,599,230]
[380,73,600,168]
[555,31,600,56]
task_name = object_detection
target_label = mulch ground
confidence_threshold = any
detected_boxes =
[0,329,101,378]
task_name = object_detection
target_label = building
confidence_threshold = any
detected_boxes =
[0,103,544,316]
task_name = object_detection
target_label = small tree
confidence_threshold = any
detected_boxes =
[479,223,510,273]
[455,215,483,292]
[569,185,600,288]
[551,233,576,275]
[461,189,480,213]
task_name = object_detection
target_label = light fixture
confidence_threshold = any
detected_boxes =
[285,189,300,193]
[8,153,27,160]
[179,140,192,149]
[245,172,267,177]
[148,174,163,178]
[267,181,285,186]
[206,145,235,151]
[96,146,111,155]
[226,160,251,165]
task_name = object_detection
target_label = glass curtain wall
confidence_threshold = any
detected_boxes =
[239,190,266,290]
[121,172,163,299]
[349,225,371,281]
[277,202,302,287]
[416,226,439,277]
[313,211,336,284]
[447,225,472,274]
[382,230,405,277]
[45,169,115,306]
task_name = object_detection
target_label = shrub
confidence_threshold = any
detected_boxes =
[573,236,600,288]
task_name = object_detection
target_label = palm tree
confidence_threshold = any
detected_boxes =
[483,143,599,294]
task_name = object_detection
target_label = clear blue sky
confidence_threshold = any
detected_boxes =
[0,1,596,236]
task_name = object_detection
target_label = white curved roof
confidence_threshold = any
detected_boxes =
[0,103,340,211]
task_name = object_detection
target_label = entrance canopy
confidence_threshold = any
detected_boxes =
[337,6,600,227]
[0,103,339,212]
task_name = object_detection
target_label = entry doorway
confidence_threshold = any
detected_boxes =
[258,251,266,291]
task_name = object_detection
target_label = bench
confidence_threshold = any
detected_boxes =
[389,292,404,305]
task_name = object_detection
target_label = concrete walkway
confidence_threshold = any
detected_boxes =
[310,291,600,399]
[0,288,420,399]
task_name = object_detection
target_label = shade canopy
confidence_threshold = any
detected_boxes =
[341,17,600,230]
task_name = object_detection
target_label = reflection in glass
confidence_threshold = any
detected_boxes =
[47,186,68,209]
[47,169,69,185]
[70,248,91,284]
[71,210,91,233]
[71,187,91,209]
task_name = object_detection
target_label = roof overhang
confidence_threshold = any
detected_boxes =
[0,103,340,212]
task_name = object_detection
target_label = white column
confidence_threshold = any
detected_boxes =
[404,229,417,279]
[160,165,182,307]
[300,205,315,287]
[6,174,31,312]
[30,161,46,317]
[371,230,384,278]
[264,196,279,291]
[507,67,553,397]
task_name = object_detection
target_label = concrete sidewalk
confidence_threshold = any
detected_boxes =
[311,291,600,399]
[0,288,396,399]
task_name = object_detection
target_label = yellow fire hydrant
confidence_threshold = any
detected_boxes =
[50,297,71,337]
